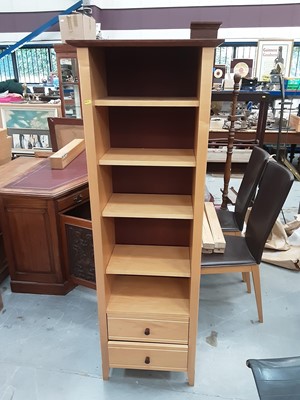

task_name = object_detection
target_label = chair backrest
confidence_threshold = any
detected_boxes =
[48,117,84,152]
[245,160,294,263]
[234,146,270,230]
[247,357,300,400]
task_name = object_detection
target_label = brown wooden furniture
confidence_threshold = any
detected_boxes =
[210,90,270,148]
[60,201,95,289]
[0,154,88,294]
[71,32,223,385]
[48,117,84,152]
[0,158,41,284]
[220,74,241,209]
[201,160,294,323]
[54,43,82,118]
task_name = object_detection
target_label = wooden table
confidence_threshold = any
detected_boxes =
[0,154,88,294]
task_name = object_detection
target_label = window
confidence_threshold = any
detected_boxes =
[0,50,15,81]
[0,46,57,84]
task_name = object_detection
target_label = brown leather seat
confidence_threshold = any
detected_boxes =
[201,160,294,322]
[217,146,270,234]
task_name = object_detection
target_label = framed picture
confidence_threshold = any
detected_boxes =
[230,59,253,78]
[11,131,50,150]
[212,64,226,83]
[255,40,294,81]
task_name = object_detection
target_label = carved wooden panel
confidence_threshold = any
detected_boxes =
[65,224,95,284]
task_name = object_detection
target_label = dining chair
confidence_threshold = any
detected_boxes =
[246,356,300,399]
[217,146,270,235]
[47,117,84,151]
[201,160,294,322]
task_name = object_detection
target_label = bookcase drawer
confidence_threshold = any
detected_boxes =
[108,317,188,344]
[108,341,188,371]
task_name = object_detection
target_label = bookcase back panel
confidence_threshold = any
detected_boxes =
[112,166,193,195]
[115,218,191,246]
[109,107,195,149]
[103,47,198,97]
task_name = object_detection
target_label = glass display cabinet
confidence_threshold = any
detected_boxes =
[54,44,82,119]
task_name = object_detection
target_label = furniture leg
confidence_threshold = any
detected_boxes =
[251,265,263,323]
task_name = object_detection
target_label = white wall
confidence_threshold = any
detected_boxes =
[0,1,77,12]
[94,0,300,8]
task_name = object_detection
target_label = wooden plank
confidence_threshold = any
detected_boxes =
[107,275,190,320]
[204,202,226,251]
[94,97,199,107]
[99,148,196,167]
[106,244,190,277]
[202,211,215,252]
[50,138,85,169]
[102,193,193,219]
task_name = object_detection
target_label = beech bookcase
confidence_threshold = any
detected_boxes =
[71,35,222,385]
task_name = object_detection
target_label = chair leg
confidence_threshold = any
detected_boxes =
[251,265,263,323]
[242,272,251,293]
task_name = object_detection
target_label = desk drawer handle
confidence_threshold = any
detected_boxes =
[144,328,150,336]
[73,194,83,204]
[145,356,150,365]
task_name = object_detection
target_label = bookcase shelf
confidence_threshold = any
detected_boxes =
[99,148,196,167]
[73,33,222,385]
[106,244,191,277]
[94,97,199,107]
[107,275,190,320]
[102,193,193,219]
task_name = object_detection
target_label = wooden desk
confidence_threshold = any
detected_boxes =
[0,153,88,294]
[0,158,43,283]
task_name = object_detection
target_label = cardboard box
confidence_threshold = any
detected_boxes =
[289,114,300,132]
[59,13,96,43]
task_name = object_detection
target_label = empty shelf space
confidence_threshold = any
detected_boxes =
[107,275,190,320]
[94,97,199,107]
[102,193,193,219]
[106,244,191,277]
[99,148,196,167]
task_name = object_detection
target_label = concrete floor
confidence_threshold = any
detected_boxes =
[0,174,299,400]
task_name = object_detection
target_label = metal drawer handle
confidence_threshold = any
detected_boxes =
[145,356,150,365]
[73,194,83,204]
[144,328,150,336]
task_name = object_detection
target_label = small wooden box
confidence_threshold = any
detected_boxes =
[50,138,85,169]
[289,114,300,131]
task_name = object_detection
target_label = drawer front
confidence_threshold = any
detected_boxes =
[108,317,188,344]
[108,341,188,371]
[56,186,89,211]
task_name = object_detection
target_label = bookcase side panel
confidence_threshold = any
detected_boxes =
[77,47,113,379]
[188,47,216,386]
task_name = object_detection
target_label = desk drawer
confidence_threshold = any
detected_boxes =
[56,186,89,211]
[108,341,188,371]
[108,317,188,344]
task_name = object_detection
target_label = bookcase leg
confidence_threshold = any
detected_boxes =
[102,365,110,380]
[188,369,195,386]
